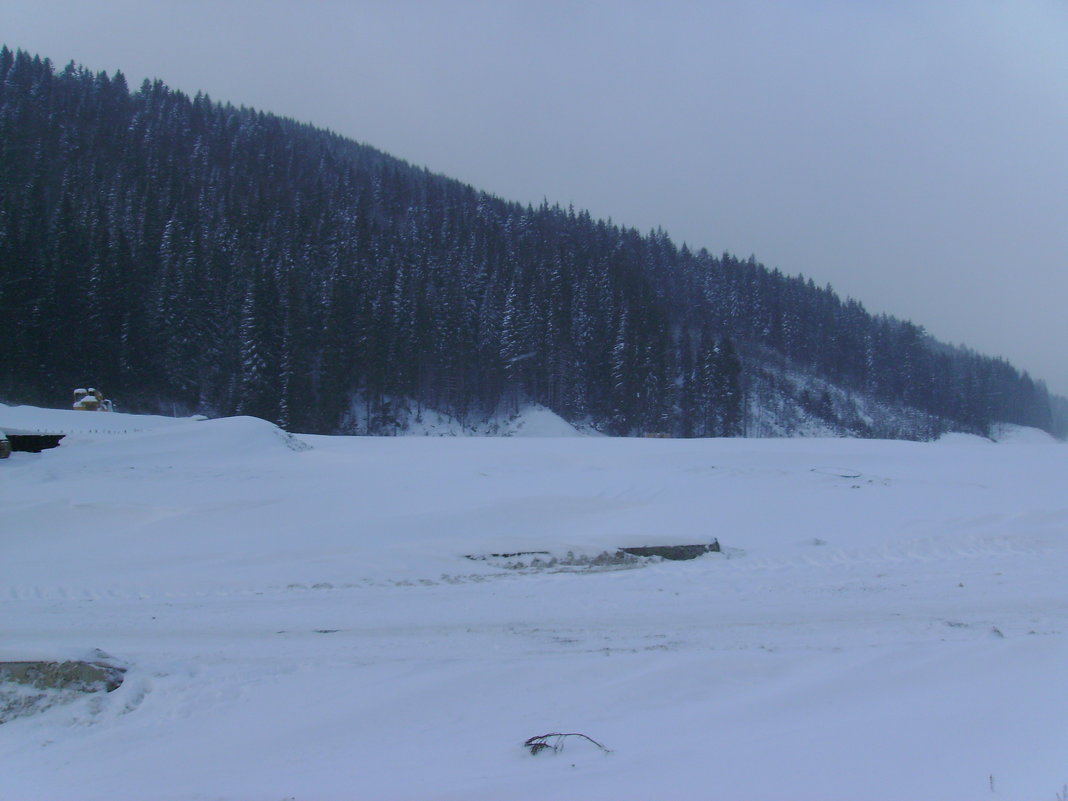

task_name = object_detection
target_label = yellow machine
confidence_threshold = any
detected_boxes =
[73,387,113,412]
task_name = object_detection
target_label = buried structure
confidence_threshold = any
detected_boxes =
[0,656,126,724]
[466,540,721,569]
[618,541,720,560]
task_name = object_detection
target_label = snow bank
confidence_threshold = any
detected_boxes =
[0,402,192,436]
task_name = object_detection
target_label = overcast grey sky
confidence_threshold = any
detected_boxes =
[4,0,1067,395]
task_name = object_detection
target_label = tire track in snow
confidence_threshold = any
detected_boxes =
[2,531,1057,601]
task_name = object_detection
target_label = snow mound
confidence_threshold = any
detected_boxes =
[171,415,313,455]
[104,415,312,460]
[989,424,1062,444]
[504,405,582,437]
[937,425,1063,447]
[935,431,993,447]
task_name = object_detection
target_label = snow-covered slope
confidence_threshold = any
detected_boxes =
[1,410,1066,800]
[338,398,590,437]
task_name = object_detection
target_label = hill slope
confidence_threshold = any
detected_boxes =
[0,47,1062,438]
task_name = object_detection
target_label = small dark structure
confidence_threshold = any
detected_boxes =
[465,551,550,561]
[1,657,126,724]
[6,434,64,453]
[619,540,720,560]
[465,541,721,567]
[0,660,125,693]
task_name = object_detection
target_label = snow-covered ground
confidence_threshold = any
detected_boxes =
[1,403,1066,800]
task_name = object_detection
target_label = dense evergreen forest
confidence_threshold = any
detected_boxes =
[1,48,1063,438]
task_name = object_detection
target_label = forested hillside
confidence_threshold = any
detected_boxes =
[1,49,1062,438]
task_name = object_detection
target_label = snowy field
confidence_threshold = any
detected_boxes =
[2,403,1067,800]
